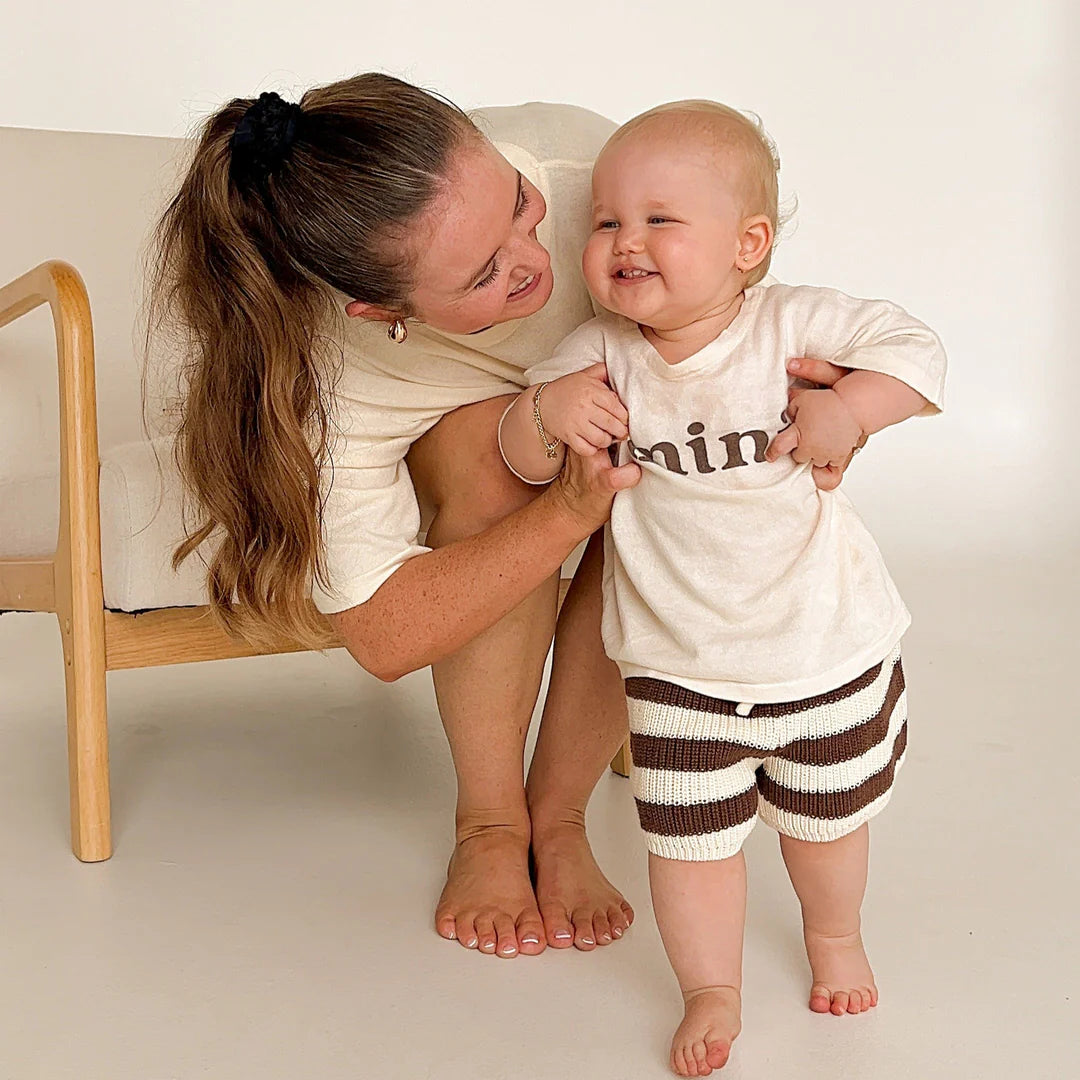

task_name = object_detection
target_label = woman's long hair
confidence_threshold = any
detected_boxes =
[147,73,473,648]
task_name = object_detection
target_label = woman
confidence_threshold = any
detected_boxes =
[151,73,849,960]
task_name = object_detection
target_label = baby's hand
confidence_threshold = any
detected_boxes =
[539,363,629,456]
[765,388,863,468]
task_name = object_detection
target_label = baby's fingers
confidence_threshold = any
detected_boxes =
[765,425,799,462]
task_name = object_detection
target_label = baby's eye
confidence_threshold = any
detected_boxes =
[597,220,618,230]
[648,216,670,225]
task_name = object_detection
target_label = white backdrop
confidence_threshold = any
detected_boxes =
[2,0,1076,557]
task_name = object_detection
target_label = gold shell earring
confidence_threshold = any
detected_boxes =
[388,318,408,344]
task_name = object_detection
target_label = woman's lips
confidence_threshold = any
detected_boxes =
[508,271,543,301]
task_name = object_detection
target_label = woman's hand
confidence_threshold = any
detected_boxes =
[547,446,641,538]
[781,357,864,492]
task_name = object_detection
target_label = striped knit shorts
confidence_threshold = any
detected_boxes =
[626,645,907,861]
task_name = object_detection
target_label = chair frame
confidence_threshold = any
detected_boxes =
[0,260,631,864]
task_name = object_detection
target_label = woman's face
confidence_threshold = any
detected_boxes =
[403,136,554,334]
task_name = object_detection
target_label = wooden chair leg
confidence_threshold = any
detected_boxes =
[56,597,111,862]
[610,738,631,778]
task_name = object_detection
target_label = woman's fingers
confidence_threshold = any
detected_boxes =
[787,357,850,387]
[765,425,799,462]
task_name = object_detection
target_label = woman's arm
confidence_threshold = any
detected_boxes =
[328,450,639,681]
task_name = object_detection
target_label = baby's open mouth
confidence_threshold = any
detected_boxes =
[614,268,657,281]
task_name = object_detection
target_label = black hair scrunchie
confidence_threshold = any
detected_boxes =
[230,91,303,186]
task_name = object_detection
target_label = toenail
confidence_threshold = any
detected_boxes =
[465,937,478,948]
[445,929,456,940]
[521,935,540,945]
[581,936,595,945]
[500,945,517,954]
[555,931,573,940]
[612,927,623,937]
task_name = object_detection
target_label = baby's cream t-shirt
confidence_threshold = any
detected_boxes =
[313,102,615,614]
[524,283,947,703]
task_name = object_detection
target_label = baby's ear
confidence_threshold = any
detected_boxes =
[739,215,774,270]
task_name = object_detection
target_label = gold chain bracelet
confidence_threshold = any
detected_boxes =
[532,382,562,459]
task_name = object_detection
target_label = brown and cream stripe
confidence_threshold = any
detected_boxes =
[626,645,908,861]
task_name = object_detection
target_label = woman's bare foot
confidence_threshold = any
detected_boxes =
[530,818,634,950]
[435,825,547,958]
[670,986,741,1077]
[804,928,879,1015]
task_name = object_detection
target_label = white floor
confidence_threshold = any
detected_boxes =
[0,553,1075,1080]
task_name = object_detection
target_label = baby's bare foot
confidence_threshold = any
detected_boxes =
[804,928,879,1016]
[670,986,741,1077]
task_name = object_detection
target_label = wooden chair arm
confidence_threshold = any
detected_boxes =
[0,260,103,617]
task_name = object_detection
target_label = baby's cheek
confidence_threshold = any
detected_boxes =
[581,237,609,296]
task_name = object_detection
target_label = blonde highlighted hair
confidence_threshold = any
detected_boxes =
[147,73,476,649]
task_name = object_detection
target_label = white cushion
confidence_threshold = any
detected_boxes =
[0,438,207,611]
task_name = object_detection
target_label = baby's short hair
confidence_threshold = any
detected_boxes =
[609,101,784,287]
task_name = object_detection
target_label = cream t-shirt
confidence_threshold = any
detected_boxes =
[312,103,615,613]
[525,283,947,703]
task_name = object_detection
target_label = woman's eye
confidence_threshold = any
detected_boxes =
[514,186,531,219]
[474,261,500,289]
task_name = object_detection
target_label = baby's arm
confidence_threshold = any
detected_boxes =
[767,372,929,467]
[500,365,628,482]
[499,319,628,484]
[766,288,946,468]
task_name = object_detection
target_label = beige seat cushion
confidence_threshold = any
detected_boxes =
[0,439,207,611]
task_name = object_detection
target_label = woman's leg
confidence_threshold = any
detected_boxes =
[525,530,636,948]
[406,395,557,958]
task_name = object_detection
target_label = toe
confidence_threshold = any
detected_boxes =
[475,916,497,955]
[868,985,879,1007]
[541,904,575,948]
[608,905,628,939]
[692,1040,710,1075]
[458,916,479,950]
[706,1040,730,1069]
[847,990,863,1014]
[831,990,849,1016]
[672,1046,689,1078]
[435,913,457,942]
[593,910,613,945]
[621,900,636,926]
[809,983,832,1013]
[571,907,597,950]
[516,913,546,956]
[493,913,519,958]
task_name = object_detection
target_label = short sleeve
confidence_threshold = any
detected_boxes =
[311,435,432,614]
[524,317,608,386]
[780,285,947,414]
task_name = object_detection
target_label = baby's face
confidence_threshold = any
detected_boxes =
[583,131,748,329]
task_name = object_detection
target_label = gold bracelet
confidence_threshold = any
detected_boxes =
[533,383,562,459]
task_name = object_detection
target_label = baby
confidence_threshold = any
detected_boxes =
[500,101,946,1076]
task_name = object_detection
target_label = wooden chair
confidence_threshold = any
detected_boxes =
[0,260,632,864]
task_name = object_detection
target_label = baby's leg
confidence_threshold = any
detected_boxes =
[650,852,745,1077]
[780,824,878,1015]
[762,645,908,1015]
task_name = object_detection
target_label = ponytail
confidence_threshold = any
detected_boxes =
[147,74,473,647]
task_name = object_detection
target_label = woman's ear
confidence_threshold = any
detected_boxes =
[738,214,774,271]
[344,299,399,322]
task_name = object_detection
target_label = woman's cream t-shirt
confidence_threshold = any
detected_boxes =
[313,103,615,613]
